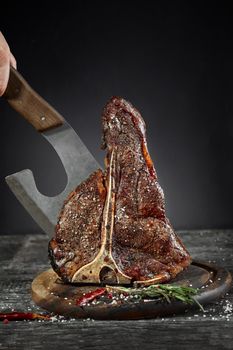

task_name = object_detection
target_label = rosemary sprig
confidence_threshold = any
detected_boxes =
[106,284,204,311]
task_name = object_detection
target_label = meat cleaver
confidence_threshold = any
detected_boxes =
[3,67,100,237]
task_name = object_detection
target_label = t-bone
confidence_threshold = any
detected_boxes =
[48,97,191,285]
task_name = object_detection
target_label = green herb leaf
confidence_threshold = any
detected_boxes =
[106,284,204,311]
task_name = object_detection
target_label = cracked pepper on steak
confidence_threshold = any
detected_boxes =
[48,97,191,283]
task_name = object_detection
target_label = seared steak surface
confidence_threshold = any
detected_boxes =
[49,97,191,284]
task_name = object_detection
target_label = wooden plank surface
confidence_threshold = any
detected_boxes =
[0,230,233,350]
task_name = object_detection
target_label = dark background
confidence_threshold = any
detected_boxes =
[1,1,233,234]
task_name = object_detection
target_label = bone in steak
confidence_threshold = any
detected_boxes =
[49,97,191,284]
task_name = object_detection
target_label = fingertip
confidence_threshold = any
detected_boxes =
[0,57,10,96]
[10,53,17,69]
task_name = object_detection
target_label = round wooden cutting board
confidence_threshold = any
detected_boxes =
[31,260,232,320]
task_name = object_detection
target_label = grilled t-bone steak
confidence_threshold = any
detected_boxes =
[49,97,191,285]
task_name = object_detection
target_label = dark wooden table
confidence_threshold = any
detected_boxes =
[0,230,233,350]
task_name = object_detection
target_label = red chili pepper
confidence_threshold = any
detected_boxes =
[0,312,51,321]
[76,287,106,306]
[107,292,113,299]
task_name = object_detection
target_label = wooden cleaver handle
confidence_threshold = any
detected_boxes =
[3,66,64,132]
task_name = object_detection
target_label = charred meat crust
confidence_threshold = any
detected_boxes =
[48,169,106,281]
[49,96,191,283]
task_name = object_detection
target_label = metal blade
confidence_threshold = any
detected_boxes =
[6,121,101,237]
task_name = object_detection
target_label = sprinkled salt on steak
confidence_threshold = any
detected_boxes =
[49,97,191,284]
[49,170,106,282]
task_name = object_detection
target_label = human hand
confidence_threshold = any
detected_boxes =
[0,32,17,96]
